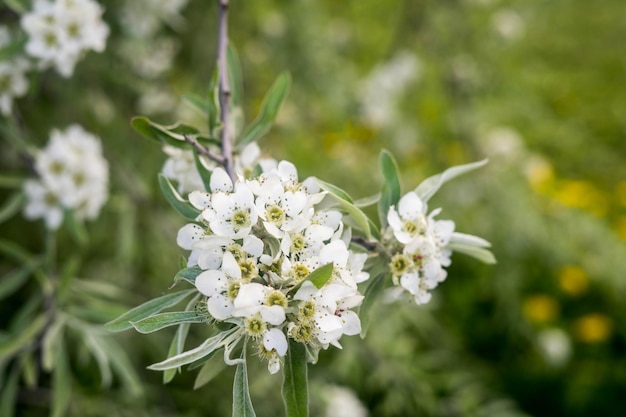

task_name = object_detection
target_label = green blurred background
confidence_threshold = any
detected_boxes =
[1,0,625,416]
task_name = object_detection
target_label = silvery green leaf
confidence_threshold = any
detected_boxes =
[158,174,202,221]
[378,150,401,228]
[448,242,497,264]
[282,339,308,417]
[415,159,488,203]
[104,289,195,332]
[148,330,236,371]
[233,346,256,417]
[450,232,492,248]
[131,311,208,334]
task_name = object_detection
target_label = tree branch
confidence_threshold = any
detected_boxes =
[218,0,235,182]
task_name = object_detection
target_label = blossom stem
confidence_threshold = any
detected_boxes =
[217,0,235,183]
[183,134,225,164]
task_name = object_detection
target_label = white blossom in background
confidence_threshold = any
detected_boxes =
[359,51,420,127]
[176,161,369,373]
[324,385,369,417]
[0,26,30,115]
[23,124,109,229]
[536,328,572,367]
[161,146,208,195]
[20,0,109,77]
[120,0,189,38]
[491,9,525,40]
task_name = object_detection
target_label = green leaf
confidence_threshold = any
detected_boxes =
[158,174,202,221]
[83,332,113,388]
[359,271,388,337]
[131,311,208,334]
[4,0,27,13]
[0,239,35,263]
[147,330,236,371]
[282,339,308,417]
[98,337,143,396]
[239,72,291,146]
[227,45,243,108]
[0,315,46,358]
[174,266,204,286]
[51,340,71,417]
[164,294,199,383]
[354,193,381,208]
[378,150,401,228]
[0,191,24,224]
[104,289,195,332]
[194,352,227,390]
[192,149,213,192]
[42,316,66,372]
[448,243,497,264]
[288,263,333,296]
[415,159,488,203]
[0,364,19,417]
[131,117,205,149]
[0,174,26,188]
[65,209,88,247]
[207,70,221,135]
[317,179,375,239]
[0,260,39,301]
[233,344,256,417]
[183,93,209,114]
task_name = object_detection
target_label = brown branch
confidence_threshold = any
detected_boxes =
[218,0,235,182]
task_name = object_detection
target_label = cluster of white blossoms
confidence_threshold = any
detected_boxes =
[20,0,109,78]
[23,124,109,230]
[0,27,30,116]
[177,161,369,373]
[385,191,455,305]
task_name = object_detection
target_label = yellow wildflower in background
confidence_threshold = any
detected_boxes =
[557,265,588,296]
[574,314,613,343]
[523,295,559,324]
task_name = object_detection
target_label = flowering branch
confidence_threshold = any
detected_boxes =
[218,0,235,183]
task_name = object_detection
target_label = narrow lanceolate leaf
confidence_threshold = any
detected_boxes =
[227,44,244,111]
[317,179,375,240]
[0,315,46,358]
[174,266,204,286]
[131,311,208,334]
[42,316,66,371]
[359,271,388,338]
[448,243,497,264]
[233,346,256,417]
[192,149,213,192]
[354,193,381,208]
[0,363,19,417]
[131,116,205,149]
[449,232,495,264]
[194,352,227,390]
[0,260,40,301]
[104,289,195,332]
[378,150,402,229]
[158,174,202,221]
[282,339,308,417]
[51,340,71,417]
[415,159,488,203]
[147,330,235,371]
[239,72,291,145]
[0,191,24,224]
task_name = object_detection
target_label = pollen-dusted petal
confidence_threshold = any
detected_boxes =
[294,281,317,301]
[176,223,205,250]
[282,190,307,217]
[207,294,234,320]
[242,235,264,257]
[221,251,242,279]
[338,310,361,336]
[277,160,298,184]
[260,305,286,326]
[188,191,212,210]
[233,283,265,314]
[195,270,228,296]
[319,239,349,267]
[210,167,233,192]
[264,328,288,356]
[315,313,342,333]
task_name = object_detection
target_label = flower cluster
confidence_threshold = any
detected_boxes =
[23,124,109,230]
[21,0,109,77]
[385,191,455,305]
[0,28,30,116]
[177,161,369,373]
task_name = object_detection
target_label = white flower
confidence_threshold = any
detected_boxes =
[233,283,287,325]
[209,182,258,239]
[23,124,108,229]
[0,57,30,116]
[387,191,429,244]
[195,251,241,320]
[292,281,363,348]
[22,180,64,229]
